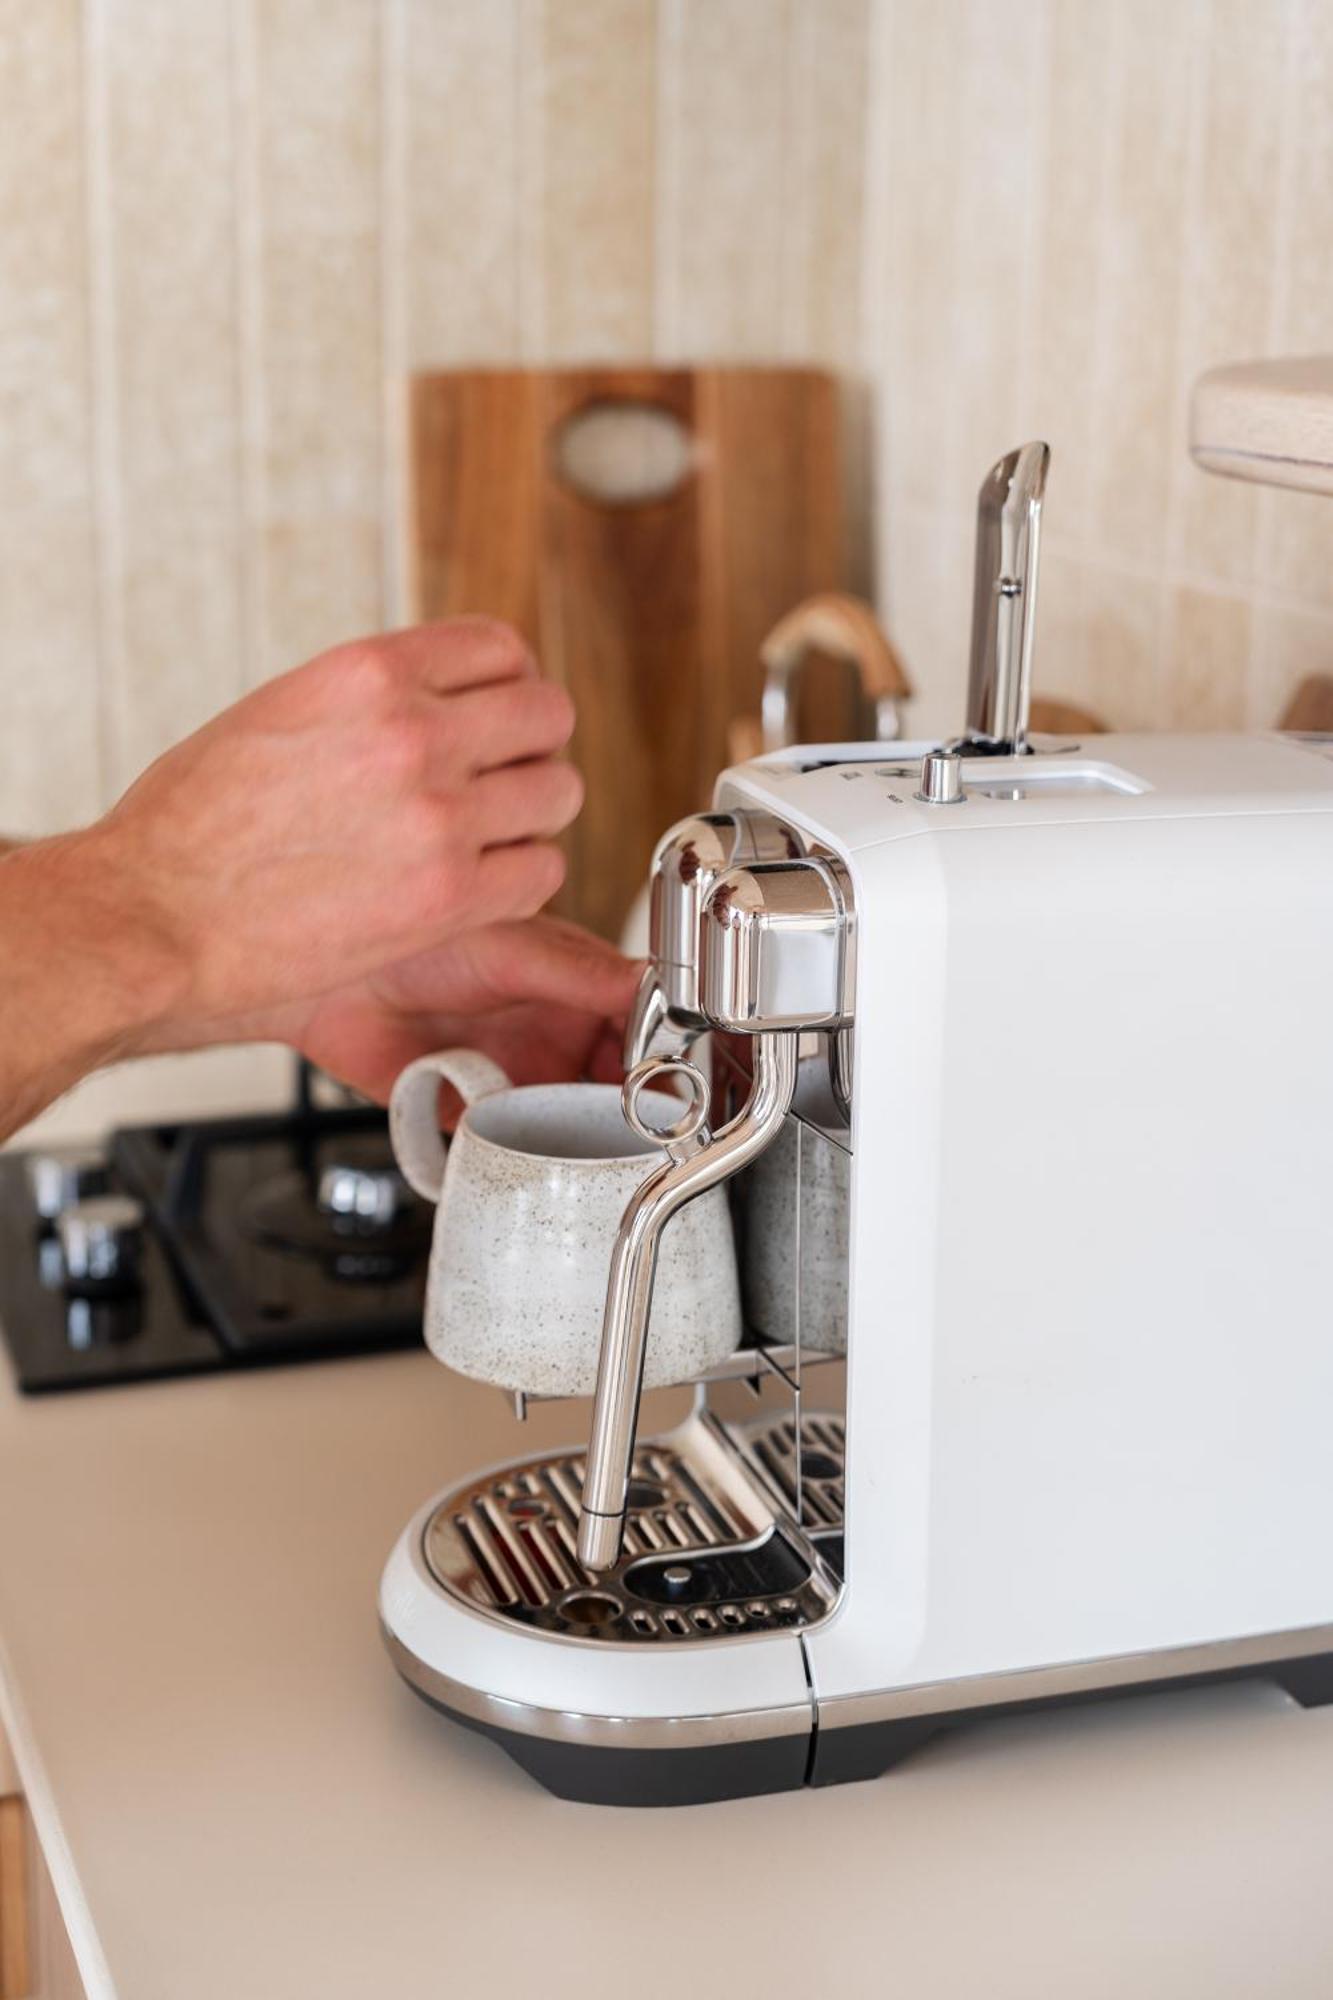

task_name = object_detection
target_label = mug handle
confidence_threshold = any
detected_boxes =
[389,1049,512,1202]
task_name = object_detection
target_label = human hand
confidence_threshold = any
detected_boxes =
[246,916,642,1107]
[0,619,588,1141]
[94,618,582,1049]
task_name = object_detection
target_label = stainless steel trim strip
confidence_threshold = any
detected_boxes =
[382,1625,814,1750]
[815,1621,1333,1732]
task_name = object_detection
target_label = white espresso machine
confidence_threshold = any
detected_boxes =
[381,368,1333,1806]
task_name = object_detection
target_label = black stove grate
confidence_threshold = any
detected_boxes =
[0,1104,430,1394]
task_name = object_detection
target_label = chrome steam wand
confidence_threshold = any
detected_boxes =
[577,1034,799,1573]
[579,854,851,1573]
[956,439,1049,756]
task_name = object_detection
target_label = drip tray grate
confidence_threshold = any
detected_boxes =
[422,1411,845,1644]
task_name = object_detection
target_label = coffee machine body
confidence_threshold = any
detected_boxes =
[718,731,1333,1782]
[381,432,1333,1803]
[381,726,1333,1800]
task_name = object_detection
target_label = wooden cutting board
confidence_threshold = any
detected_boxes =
[405,366,851,939]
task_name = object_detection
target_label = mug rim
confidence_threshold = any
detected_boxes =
[459,1078,680,1166]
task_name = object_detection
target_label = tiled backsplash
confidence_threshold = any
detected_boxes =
[867,0,1333,736]
[1,0,869,839]
[7,0,1331,836]
[5,0,1333,1137]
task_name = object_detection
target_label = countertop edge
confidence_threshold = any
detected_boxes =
[0,1630,116,2000]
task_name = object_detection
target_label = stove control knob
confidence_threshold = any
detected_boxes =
[26,1147,109,1220]
[57,1195,145,1292]
[916,748,965,806]
[317,1162,409,1231]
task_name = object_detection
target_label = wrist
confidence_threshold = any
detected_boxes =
[0,829,189,1118]
[56,822,191,1058]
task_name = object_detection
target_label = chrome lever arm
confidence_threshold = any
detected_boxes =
[577,1033,799,1573]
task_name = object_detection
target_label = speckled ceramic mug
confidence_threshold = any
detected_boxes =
[388,1050,743,1398]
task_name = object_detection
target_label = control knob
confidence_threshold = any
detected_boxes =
[26,1147,109,1221]
[57,1195,145,1293]
[916,748,966,806]
[317,1161,410,1232]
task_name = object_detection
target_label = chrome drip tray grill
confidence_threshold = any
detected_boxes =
[741,1410,847,1529]
[423,1410,845,1643]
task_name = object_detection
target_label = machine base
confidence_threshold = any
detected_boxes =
[396,1645,1333,1807]
[404,1676,810,1806]
[809,1647,1333,1789]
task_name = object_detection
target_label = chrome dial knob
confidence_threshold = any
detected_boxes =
[916,748,965,806]
[26,1148,109,1220]
[316,1162,409,1232]
[57,1195,145,1290]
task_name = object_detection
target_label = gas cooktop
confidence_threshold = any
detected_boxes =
[0,1094,431,1393]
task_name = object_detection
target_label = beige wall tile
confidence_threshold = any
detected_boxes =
[882,497,972,735]
[945,0,1044,491]
[1249,601,1333,731]
[402,0,523,364]
[783,0,869,368]
[262,516,383,667]
[539,0,656,359]
[98,0,242,791]
[1258,0,1333,610]
[0,2,92,513]
[0,503,102,833]
[1261,485,1333,616]
[1072,558,1161,730]
[1161,584,1252,729]
[1032,542,1090,722]
[118,481,247,765]
[1170,0,1288,590]
[0,1,101,832]
[1087,0,1194,572]
[784,0,872,583]
[871,0,968,512]
[656,0,788,356]
[244,0,384,682]
[1026,1,1116,534]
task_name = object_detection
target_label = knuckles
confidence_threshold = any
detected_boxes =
[439,615,536,677]
[318,641,405,709]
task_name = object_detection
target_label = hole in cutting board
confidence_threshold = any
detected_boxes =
[552,400,695,506]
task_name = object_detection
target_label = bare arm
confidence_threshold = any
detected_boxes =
[0,830,183,1138]
[0,619,635,1145]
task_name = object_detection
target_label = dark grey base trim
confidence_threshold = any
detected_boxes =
[404,1677,811,1806]
[392,1622,1333,1805]
[808,1647,1333,1788]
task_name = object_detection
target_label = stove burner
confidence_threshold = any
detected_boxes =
[0,1097,432,1393]
[240,1153,429,1281]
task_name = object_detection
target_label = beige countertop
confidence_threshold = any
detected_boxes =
[3,1348,1333,1999]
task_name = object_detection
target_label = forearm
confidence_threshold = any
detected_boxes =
[0,832,183,1142]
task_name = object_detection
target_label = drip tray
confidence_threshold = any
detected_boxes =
[422,1410,845,1644]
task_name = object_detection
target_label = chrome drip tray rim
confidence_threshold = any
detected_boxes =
[420,1410,845,1645]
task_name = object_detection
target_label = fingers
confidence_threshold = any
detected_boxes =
[383,617,537,694]
[465,842,568,924]
[422,675,575,784]
[466,759,584,847]
[461,915,643,1018]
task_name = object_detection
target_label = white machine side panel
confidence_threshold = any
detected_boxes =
[806,807,1333,1703]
